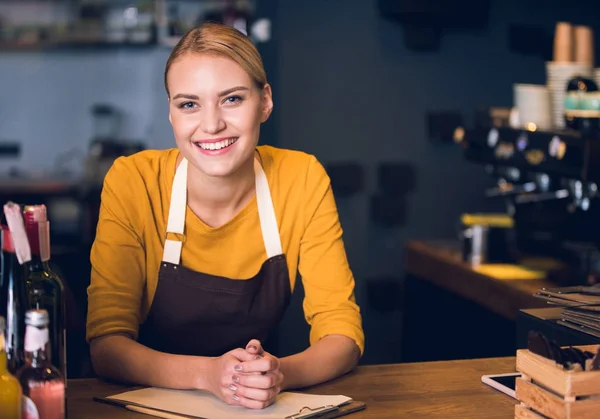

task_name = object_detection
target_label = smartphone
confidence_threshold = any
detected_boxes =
[481,372,522,399]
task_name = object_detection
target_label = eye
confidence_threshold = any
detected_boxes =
[177,101,197,109]
[224,95,243,105]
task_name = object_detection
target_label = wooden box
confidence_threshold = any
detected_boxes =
[514,344,600,419]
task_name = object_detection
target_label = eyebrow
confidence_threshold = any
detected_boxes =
[172,86,250,101]
[218,86,250,97]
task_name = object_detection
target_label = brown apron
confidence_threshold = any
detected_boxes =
[138,157,291,357]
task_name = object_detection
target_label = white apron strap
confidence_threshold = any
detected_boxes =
[161,155,282,264]
[162,158,188,264]
[254,158,282,258]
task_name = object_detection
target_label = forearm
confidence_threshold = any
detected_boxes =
[90,334,214,390]
[279,335,360,390]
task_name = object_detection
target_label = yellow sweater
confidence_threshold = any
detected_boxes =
[87,145,364,355]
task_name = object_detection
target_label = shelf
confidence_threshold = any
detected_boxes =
[0,0,260,52]
[0,40,159,51]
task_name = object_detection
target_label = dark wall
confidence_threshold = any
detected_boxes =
[272,0,600,364]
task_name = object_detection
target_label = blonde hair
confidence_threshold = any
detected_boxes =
[164,23,267,96]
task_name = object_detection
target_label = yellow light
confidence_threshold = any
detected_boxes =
[453,126,465,143]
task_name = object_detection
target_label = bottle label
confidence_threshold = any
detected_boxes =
[22,395,40,419]
[24,325,49,352]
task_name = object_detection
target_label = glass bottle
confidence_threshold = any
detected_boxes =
[16,309,65,419]
[23,205,67,384]
[0,315,22,419]
[1,202,32,374]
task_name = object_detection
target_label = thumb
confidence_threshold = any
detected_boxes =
[245,339,264,355]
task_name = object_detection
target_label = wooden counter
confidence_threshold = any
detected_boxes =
[404,240,554,321]
[68,356,517,418]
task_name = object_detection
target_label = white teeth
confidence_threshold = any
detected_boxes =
[196,138,237,150]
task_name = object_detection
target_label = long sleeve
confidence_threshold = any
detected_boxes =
[86,157,147,342]
[297,156,365,355]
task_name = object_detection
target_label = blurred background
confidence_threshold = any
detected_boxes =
[2,0,600,378]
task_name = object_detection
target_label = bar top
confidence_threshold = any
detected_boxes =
[68,356,517,418]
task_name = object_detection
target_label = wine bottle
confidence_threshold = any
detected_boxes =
[1,202,32,375]
[0,315,23,419]
[23,204,67,385]
[17,309,65,419]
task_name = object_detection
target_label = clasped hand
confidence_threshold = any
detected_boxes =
[208,339,283,409]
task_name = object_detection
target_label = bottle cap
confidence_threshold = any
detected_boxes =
[23,205,48,223]
[25,309,49,327]
[3,201,32,264]
[22,205,47,257]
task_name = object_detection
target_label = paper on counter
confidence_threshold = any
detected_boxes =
[106,387,351,419]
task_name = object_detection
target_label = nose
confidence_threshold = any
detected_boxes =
[200,106,226,135]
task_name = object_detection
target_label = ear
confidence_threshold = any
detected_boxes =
[168,97,173,125]
[260,83,273,123]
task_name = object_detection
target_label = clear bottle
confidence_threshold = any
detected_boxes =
[1,203,32,375]
[23,205,67,385]
[16,309,65,419]
[0,315,22,419]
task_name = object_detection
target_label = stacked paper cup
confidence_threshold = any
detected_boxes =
[546,22,594,129]
[513,84,552,131]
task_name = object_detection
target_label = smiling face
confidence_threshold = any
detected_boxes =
[167,53,273,178]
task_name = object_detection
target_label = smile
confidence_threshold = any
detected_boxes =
[194,137,238,150]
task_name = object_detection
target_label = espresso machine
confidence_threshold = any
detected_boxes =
[456,122,600,285]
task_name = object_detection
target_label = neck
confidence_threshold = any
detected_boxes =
[29,254,48,270]
[185,155,256,225]
[27,349,48,368]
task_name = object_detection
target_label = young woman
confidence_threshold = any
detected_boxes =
[86,22,364,410]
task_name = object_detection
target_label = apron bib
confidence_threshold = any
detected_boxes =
[138,156,291,357]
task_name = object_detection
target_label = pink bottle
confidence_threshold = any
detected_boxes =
[16,309,65,419]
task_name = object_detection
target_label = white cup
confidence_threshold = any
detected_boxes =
[513,84,552,130]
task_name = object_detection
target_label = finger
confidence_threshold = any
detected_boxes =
[229,348,258,363]
[235,355,279,374]
[233,372,282,390]
[229,383,280,403]
[231,393,276,410]
[245,339,264,355]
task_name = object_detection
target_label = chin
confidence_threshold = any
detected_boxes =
[189,159,236,178]
[189,154,249,179]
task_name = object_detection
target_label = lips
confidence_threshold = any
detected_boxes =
[194,137,238,151]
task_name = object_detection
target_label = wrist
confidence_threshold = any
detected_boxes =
[279,353,305,391]
[191,356,217,392]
